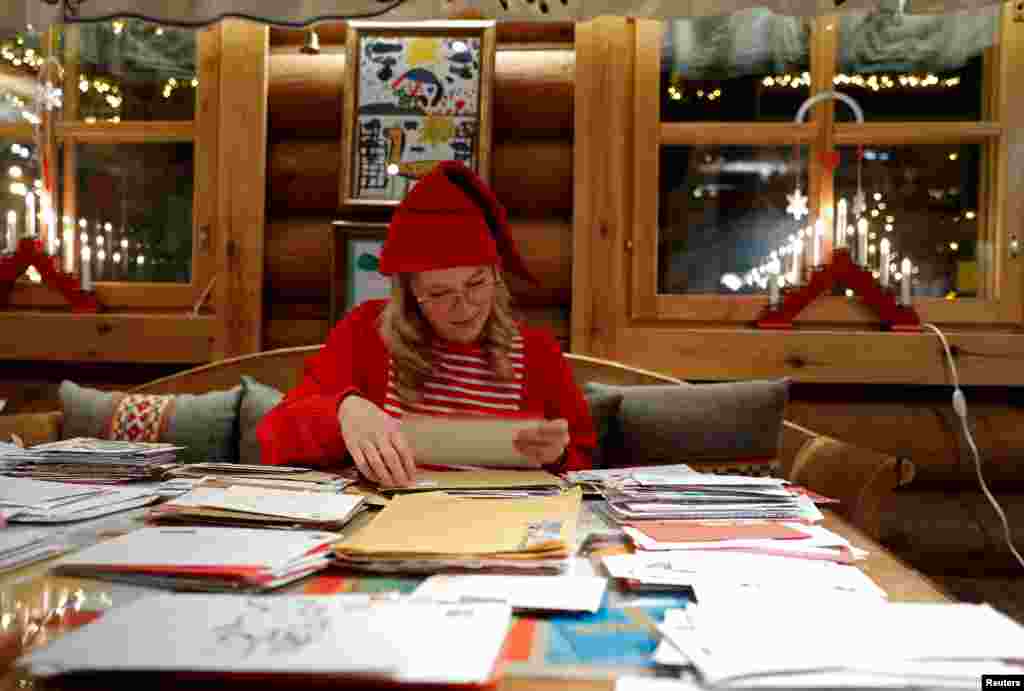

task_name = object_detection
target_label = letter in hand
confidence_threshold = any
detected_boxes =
[338,396,418,487]
[513,418,570,467]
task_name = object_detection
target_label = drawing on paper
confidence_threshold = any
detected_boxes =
[209,598,332,658]
[353,34,481,200]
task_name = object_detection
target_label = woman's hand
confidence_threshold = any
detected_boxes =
[338,396,417,486]
[514,418,571,468]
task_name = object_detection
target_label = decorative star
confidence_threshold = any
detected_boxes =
[786,187,809,221]
[40,81,63,112]
[852,189,868,217]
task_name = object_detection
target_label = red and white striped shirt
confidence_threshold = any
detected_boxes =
[382,332,526,418]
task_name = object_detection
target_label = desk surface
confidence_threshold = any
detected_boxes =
[0,503,949,691]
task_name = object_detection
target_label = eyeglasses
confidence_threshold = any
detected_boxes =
[415,275,496,311]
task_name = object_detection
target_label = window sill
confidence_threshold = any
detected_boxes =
[0,311,217,363]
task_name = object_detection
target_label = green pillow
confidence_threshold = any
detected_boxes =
[238,376,284,465]
[58,380,242,464]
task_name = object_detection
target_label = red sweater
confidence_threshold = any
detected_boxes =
[257,299,595,473]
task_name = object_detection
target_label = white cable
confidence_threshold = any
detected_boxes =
[922,322,1024,571]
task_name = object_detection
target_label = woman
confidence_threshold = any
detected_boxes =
[257,161,595,485]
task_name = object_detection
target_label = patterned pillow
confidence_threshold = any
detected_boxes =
[59,380,242,464]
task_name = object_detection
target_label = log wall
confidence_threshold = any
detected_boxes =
[265,21,576,350]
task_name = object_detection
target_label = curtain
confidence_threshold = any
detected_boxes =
[663,2,998,81]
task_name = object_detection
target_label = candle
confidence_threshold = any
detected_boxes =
[880,238,891,288]
[813,217,824,267]
[81,246,93,291]
[24,192,35,239]
[857,217,869,267]
[4,210,15,252]
[901,258,912,305]
[835,198,848,249]
[769,271,780,306]
[62,217,74,273]
[790,236,803,285]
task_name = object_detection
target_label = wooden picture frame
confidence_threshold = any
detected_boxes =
[329,220,391,325]
[340,20,496,210]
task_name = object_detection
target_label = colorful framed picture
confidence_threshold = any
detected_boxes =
[340,20,496,209]
[329,220,392,325]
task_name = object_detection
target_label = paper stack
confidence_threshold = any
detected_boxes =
[376,469,565,497]
[335,488,582,574]
[0,437,182,483]
[0,476,164,523]
[147,485,367,530]
[50,526,341,592]
[658,599,1024,688]
[0,528,72,573]
[593,467,822,523]
[19,593,514,687]
[623,520,866,563]
[165,463,354,493]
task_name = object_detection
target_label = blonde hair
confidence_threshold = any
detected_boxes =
[378,269,520,405]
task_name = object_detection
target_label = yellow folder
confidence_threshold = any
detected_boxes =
[335,488,582,560]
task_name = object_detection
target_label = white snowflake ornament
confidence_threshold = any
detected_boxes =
[852,189,868,218]
[786,187,809,221]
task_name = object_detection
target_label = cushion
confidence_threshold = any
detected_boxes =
[583,386,624,469]
[584,379,790,473]
[58,380,242,464]
[239,376,284,465]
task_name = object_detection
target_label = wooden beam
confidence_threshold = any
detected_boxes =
[268,21,574,46]
[617,326,1024,386]
[215,20,268,359]
[0,123,32,139]
[192,25,222,312]
[809,16,838,251]
[631,20,661,320]
[57,121,195,143]
[0,312,217,363]
[650,292,1010,325]
[833,122,1002,146]
[996,4,1024,324]
[660,122,817,146]
[5,282,210,310]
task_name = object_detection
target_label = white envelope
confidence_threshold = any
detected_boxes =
[400,415,543,467]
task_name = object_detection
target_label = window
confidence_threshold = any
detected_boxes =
[633,6,1014,326]
[2,19,217,310]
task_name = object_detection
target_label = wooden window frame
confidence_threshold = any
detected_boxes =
[631,6,1023,329]
[6,23,219,312]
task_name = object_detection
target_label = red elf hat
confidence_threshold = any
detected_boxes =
[378,160,539,285]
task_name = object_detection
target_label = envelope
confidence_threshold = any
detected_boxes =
[380,469,563,493]
[336,487,582,559]
[400,415,543,468]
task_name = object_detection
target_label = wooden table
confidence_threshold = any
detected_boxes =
[0,506,949,691]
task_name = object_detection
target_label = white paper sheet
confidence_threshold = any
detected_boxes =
[414,574,607,612]
[660,601,1024,687]
[54,526,341,572]
[602,551,887,598]
[0,477,107,507]
[20,594,513,686]
[170,486,364,522]
[400,415,542,467]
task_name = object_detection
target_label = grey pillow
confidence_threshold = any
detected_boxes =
[58,380,242,464]
[583,386,624,469]
[586,379,790,465]
[239,376,284,465]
